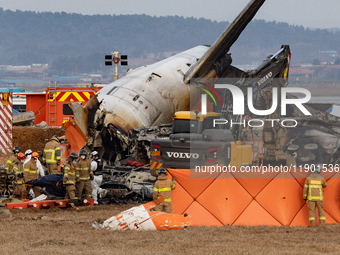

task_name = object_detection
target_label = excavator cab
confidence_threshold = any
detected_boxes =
[172,111,221,134]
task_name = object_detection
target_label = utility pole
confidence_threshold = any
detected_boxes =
[105,52,128,81]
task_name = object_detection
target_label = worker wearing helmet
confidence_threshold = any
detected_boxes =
[43,135,61,175]
[75,149,94,199]
[5,146,21,172]
[24,152,41,198]
[24,149,45,199]
[303,165,327,227]
[24,149,45,178]
[13,152,26,199]
[90,151,107,205]
[63,153,78,199]
[152,168,176,213]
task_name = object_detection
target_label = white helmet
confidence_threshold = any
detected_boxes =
[90,151,99,158]
[25,149,33,156]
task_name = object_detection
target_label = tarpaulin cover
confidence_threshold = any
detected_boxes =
[168,169,340,226]
[25,174,66,197]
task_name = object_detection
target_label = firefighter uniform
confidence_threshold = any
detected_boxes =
[75,158,93,199]
[153,174,176,213]
[24,158,41,198]
[43,136,61,175]
[13,161,25,199]
[63,161,76,199]
[303,172,327,226]
[5,154,18,172]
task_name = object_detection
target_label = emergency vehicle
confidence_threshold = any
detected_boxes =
[24,86,101,126]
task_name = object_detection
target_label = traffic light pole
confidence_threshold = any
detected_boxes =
[105,52,128,81]
[112,51,120,81]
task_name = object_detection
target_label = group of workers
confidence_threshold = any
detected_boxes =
[4,136,328,225]
[4,135,106,204]
[5,146,43,199]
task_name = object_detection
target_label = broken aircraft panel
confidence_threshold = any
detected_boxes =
[70,0,266,163]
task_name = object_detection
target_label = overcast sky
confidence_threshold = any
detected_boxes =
[1,0,339,29]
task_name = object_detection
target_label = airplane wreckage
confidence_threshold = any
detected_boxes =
[68,0,340,195]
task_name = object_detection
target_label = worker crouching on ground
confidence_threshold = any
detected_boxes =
[75,149,94,199]
[303,165,327,227]
[152,168,176,213]
[5,146,20,172]
[43,135,61,175]
[90,151,107,205]
[13,152,26,199]
[24,152,41,198]
[63,153,78,199]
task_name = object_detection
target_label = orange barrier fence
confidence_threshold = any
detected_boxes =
[168,169,340,226]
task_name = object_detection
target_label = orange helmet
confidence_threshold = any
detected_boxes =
[32,152,39,159]
[17,152,25,160]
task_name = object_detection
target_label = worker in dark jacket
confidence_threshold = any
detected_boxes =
[90,151,107,205]
[303,165,327,227]
[153,168,176,213]
[43,135,61,175]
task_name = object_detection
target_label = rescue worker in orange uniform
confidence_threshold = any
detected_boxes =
[303,165,327,227]
[5,146,20,172]
[43,135,61,175]
[13,152,26,199]
[24,152,41,198]
[75,149,93,199]
[63,153,78,199]
[152,168,176,213]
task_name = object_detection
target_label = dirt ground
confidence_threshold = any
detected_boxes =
[12,126,65,156]
[0,126,65,164]
[1,123,339,254]
[0,204,339,255]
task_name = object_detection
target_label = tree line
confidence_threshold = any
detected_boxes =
[0,8,339,75]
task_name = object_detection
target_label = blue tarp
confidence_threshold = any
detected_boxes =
[25,174,66,197]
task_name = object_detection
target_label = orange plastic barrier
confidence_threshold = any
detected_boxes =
[6,198,94,209]
[169,169,340,226]
[63,121,87,154]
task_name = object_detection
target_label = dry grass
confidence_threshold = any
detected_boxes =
[0,204,339,255]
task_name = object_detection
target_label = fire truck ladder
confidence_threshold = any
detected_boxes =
[48,81,58,126]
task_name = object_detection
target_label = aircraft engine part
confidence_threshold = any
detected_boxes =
[93,197,191,231]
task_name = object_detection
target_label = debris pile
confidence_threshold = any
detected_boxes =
[0,168,16,197]
[99,165,157,204]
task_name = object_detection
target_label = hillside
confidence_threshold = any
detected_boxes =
[1,8,340,75]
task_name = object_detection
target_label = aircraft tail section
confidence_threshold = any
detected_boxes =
[184,0,266,82]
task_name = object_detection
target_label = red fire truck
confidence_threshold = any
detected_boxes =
[25,86,101,126]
